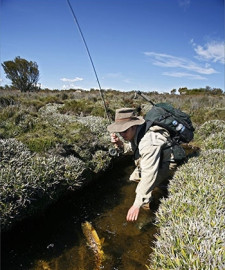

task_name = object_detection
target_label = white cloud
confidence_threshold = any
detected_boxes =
[163,72,206,80]
[60,77,83,82]
[62,84,79,90]
[178,0,191,9]
[144,52,217,75]
[193,41,225,64]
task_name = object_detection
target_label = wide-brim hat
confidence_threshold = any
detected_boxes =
[107,108,145,133]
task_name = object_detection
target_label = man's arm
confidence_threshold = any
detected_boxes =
[127,131,167,221]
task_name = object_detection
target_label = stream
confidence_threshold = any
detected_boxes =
[2,158,159,270]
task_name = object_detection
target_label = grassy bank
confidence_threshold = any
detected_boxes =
[0,89,225,240]
[0,100,112,231]
[148,120,225,269]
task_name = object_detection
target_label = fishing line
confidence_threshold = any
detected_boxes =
[66,0,110,122]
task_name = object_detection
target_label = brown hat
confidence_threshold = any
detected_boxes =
[107,108,145,133]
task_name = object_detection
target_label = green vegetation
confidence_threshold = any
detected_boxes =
[194,120,225,150]
[148,121,225,269]
[0,87,225,268]
[0,90,113,231]
[2,57,40,92]
[0,115,111,231]
[178,86,223,95]
[0,139,86,230]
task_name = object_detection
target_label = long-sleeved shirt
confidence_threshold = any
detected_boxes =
[123,124,175,207]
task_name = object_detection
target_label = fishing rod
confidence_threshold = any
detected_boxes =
[66,0,110,122]
[134,91,155,106]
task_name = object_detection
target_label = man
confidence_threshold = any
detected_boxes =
[107,108,177,222]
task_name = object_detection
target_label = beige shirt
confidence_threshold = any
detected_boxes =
[124,125,174,207]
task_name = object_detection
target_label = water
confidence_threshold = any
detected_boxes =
[2,158,159,270]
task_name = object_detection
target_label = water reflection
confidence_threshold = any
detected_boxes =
[2,158,158,270]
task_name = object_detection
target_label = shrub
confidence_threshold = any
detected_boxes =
[0,139,86,231]
[0,106,38,138]
[148,149,225,269]
[0,96,16,107]
[194,120,225,150]
[58,99,94,115]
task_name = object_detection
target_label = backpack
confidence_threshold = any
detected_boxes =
[137,103,195,161]
[145,103,195,143]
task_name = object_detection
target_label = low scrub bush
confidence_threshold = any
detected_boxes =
[0,96,16,107]
[194,120,225,150]
[0,139,87,231]
[0,106,38,138]
[58,99,94,115]
[148,118,225,269]
[0,103,111,231]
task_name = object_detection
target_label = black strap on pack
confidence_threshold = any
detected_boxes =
[134,121,154,159]
[136,121,153,146]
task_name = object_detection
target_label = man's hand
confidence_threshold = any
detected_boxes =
[110,133,123,148]
[126,205,140,221]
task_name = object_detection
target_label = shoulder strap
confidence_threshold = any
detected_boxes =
[136,121,153,146]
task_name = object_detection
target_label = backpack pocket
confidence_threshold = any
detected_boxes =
[172,144,186,161]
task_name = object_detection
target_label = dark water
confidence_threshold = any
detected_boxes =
[1,158,158,270]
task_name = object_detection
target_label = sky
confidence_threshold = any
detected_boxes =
[0,0,224,93]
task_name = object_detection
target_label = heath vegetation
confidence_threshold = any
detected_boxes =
[148,148,224,269]
[0,87,225,268]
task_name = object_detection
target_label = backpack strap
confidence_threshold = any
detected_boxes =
[134,123,146,159]
[136,121,153,146]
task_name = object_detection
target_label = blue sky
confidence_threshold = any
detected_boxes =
[0,0,224,92]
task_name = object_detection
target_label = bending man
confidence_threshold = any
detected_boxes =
[107,108,177,222]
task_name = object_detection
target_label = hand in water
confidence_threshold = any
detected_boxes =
[126,205,140,221]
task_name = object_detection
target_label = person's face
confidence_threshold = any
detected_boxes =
[119,126,137,141]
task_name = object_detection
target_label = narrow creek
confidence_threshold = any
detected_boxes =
[2,158,160,270]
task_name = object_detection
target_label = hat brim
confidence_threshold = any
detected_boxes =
[107,117,145,133]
